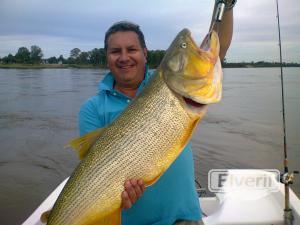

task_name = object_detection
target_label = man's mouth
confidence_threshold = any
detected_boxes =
[118,65,134,70]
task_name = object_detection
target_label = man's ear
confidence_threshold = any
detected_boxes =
[143,48,148,61]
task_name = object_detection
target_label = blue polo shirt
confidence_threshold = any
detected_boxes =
[79,67,201,225]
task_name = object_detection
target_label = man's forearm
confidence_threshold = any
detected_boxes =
[210,3,234,61]
[218,9,233,61]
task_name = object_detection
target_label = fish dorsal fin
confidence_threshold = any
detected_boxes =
[40,209,51,223]
[65,128,104,159]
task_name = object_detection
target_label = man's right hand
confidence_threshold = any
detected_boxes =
[121,178,145,209]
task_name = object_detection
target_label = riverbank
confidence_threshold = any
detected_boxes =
[1,63,300,69]
[0,64,104,69]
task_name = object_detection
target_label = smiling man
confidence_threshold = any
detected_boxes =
[78,1,235,224]
[105,28,148,98]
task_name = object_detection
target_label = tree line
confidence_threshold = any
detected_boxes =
[2,46,298,68]
[1,45,43,64]
[0,46,166,68]
[222,60,300,68]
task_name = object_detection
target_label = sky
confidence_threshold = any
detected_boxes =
[0,0,299,62]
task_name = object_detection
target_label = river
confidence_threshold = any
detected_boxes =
[0,67,299,224]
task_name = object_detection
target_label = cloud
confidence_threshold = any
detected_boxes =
[229,0,300,62]
[0,0,299,62]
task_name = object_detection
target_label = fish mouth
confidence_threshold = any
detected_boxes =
[183,97,206,108]
[181,95,208,114]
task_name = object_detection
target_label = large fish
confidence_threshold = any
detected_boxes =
[45,28,222,225]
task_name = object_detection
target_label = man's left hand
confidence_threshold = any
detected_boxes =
[121,178,146,209]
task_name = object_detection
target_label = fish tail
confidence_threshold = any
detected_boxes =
[40,209,51,223]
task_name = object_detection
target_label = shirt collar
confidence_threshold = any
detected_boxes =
[98,65,150,94]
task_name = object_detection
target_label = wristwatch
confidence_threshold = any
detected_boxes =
[216,0,237,10]
[225,0,237,10]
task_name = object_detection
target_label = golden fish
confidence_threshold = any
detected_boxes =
[45,28,222,225]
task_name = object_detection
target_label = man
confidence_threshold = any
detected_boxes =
[79,1,235,224]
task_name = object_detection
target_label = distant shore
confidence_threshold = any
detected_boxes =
[0,63,299,69]
[0,64,104,69]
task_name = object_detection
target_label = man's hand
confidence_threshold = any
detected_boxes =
[121,178,145,209]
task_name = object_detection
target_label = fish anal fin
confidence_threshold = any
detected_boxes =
[144,172,164,187]
[65,128,104,160]
[144,144,187,188]
[91,209,121,225]
[40,209,51,223]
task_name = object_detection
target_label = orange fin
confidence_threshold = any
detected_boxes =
[93,209,121,225]
[40,209,51,223]
[65,128,104,159]
[144,172,164,187]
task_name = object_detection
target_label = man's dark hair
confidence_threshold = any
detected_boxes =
[104,21,147,51]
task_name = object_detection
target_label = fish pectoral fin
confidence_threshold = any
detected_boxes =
[40,209,51,223]
[94,209,121,225]
[65,128,104,159]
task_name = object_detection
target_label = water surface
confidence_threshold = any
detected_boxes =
[0,68,299,224]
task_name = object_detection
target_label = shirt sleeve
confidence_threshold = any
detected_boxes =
[78,96,104,136]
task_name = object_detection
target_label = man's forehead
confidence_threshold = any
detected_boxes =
[107,31,141,48]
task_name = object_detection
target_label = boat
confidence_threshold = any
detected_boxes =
[200,170,300,225]
[23,169,300,225]
[23,2,300,225]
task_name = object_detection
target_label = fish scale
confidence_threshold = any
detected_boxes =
[46,28,222,225]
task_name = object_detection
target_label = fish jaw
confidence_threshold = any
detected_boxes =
[161,28,223,105]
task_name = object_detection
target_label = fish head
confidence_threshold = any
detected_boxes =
[161,28,222,105]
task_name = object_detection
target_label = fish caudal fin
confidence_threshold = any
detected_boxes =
[65,128,104,159]
[40,209,51,223]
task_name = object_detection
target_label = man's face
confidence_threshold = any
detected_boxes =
[106,31,147,88]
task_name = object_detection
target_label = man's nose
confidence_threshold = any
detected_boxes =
[119,50,130,62]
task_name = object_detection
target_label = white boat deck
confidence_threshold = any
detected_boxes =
[200,185,300,225]
[23,171,300,225]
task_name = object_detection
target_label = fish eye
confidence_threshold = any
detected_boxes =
[181,42,187,49]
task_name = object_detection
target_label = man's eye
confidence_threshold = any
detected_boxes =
[128,48,138,52]
[110,49,120,54]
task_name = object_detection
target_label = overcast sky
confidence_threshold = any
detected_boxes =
[0,0,299,62]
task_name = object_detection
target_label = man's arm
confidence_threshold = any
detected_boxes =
[79,97,105,136]
[218,8,233,61]
[210,1,234,61]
